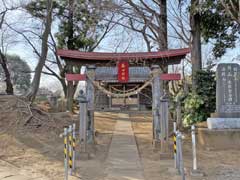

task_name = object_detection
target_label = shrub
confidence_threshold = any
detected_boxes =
[183,70,216,126]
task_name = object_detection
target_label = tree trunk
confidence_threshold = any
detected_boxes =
[159,0,168,93]
[67,0,74,49]
[26,0,53,102]
[159,0,168,51]
[66,0,76,111]
[0,50,13,95]
[60,78,67,97]
[67,65,74,111]
[190,0,202,91]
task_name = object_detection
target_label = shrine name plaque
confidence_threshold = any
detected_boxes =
[118,61,129,83]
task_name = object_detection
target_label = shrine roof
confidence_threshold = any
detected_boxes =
[57,48,189,63]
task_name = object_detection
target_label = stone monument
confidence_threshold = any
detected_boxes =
[207,63,240,129]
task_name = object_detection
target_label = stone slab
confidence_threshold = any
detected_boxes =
[207,118,240,129]
[211,112,240,118]
[197,128,240,150]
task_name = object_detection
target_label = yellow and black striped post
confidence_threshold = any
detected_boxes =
[72,123,76,171]
[68,125,73,175]
[64,128,68,180]
[173,122,177,168]
[173,132,177,167]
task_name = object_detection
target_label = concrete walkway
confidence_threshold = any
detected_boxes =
[104,114,145,180]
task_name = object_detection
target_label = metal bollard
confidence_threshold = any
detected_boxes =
[64,128,68,180]
[177,132,185,180]
[173,122,177,168]
[190,125,204,177]
[176,131,180,170]
[72,123,76,171]
[191,125,197,171]
[68,125,73,175]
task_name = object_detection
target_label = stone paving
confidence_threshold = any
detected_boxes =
[104,113,145,180]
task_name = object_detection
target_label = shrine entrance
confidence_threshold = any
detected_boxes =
[109,84,139,110]
[94,66,152,111]
[57,48,189,151]
[97,83,142,110]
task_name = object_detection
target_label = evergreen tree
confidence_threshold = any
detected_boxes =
[0,55,31,94]
[26,0,107,51]
[183,69,216,126]
[200,0,240,57]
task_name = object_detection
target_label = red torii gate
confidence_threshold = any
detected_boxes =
[58,48,189,83]
[58,48,189,67]
[57,48,189,149]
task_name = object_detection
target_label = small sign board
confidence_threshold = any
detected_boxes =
[118,61,129,83]
[66,74,86,81]
[160,73,181,81]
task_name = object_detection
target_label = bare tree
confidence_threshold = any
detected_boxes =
[105,0,168,52]
[5,1,115,104]
[108,0,194,96]
[0,0,20,95]
[167,0,190,46]
[26,0,53,102]
[0,50,13,94]
[220,0,240,25]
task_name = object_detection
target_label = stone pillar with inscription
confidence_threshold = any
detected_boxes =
[207,63,240,129]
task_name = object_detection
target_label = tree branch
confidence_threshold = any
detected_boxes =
[6,23,41,57]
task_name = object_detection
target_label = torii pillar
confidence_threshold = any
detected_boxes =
[151,65,163,148]
[67,65,74,112]
[86,65,96,143]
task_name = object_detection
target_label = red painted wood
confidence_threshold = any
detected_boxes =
[57,48,190,61]
[160,73,181,80]
[118,61,129,83]
[66,74,86,81]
